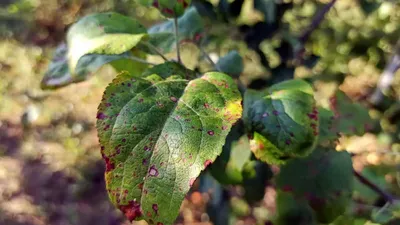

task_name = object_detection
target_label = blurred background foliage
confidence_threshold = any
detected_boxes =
[0,0,400,225]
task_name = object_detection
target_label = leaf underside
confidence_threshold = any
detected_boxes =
[96,70,242,225]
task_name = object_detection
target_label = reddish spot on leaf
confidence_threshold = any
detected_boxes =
[119,200,142,222]
[282,185,293,192]
[204,160,212,168]
[149,165,159,177]
[222,125,228,130]
[138,98,144,103]
[122,138,126,142]
[170,96,178,102]
[262,112,269,118]
[138,182,144,190]
[273,110,279,115]
[204,103,210,108]
[189,178,196,187]
[104,155,115,172]
[152,204,158,215]
[207,130,214,136]
[97,113,107,120]
[142,159,148,165]
[285,139,291,145]
[157,223,164,225]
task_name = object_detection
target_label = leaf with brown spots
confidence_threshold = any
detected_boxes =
[243,79,318,164]
[96,67,242,225]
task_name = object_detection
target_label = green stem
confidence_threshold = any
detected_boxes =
[142,42,169,61]
[127,55,156,65]
[174,17,182,63]
[200,47,218,70]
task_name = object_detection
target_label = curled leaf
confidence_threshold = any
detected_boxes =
[243,79,318,164]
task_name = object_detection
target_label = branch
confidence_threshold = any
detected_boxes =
[295,0,337,62]
[354,169,396,204]
[127,55,156,65]
[141,42,169,61]
[369,40,400,106]
[174,17,182,64]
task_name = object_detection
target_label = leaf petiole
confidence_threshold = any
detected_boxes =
[174,17,182,64]
[141,41,169,61]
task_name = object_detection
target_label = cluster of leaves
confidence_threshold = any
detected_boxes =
[41,0,399,225]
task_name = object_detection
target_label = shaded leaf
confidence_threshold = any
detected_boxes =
[254,0,276,24]
[67,12,147,74]
[242,160,273,204]
[147,7,204,54]
[275,191,317,225]
[41,43,142,89]
[209,123,252,185]
[96,69,242,224]
[243,79,318,165]
[317,107,338,144]
[216,50,244,78]
[329,90,373,136]
[276,148,354,223]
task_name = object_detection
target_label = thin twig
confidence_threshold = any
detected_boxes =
[199,47,218,69]
[141,42,169,61]
[369,40,400,106]
[295,0,337,62]
[174,17,182,63]
[127,56,156,65]
[354,169,396,203]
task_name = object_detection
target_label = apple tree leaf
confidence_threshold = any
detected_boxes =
[96,68,242,225]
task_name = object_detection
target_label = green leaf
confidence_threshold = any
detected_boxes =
[67,12,147,74]
[156,0,192,18]
[110,50,148,75]
[275,191,317,225]
[243,79,318,165]
[41,43,141,89]
[140,61,197,80]
[254,0,276,24]
[96,68,242,225]
[216,50,244,78]
[242,160,273,204]
[353,167,388,204]
[146,7,204,54]
[318,107,338,144]
[329,90,373,136]
[209,124,252,185]
[276,148,354,223]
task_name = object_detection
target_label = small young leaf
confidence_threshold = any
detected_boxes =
[329,90,373,136]
[216,50,244,78]
[41,43,141,89]
[146,7,204,54]
[67,12,147,74]
[97,68,242,225]
[243,79,318,164]
[276,148,354,223]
